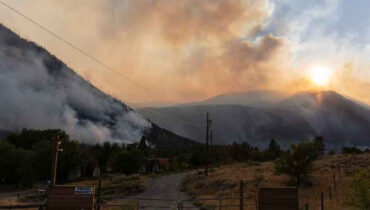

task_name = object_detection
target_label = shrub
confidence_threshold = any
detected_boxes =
[345,169,370,210]
[275,142,317,185]
[328,150,335,155]
[113,149,146,175]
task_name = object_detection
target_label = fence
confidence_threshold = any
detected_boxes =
[0,204,45,209]
[0,155,359,210]
[300,154,358,210]
[97,196,254,210]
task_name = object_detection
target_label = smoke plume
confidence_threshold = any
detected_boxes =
[0,25,150,143]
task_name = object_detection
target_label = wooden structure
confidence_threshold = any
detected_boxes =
[258,187,298,210]
[145,158,169,172]
[47,185,95,210]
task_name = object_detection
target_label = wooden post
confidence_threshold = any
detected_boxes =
[239,180,244,210]
[332,174,336,189]
[337,165,341,177]
[321,192,324,210]
[304,203,309,210]
[205,112,210,177]
[51,136,60,187]
[219,199,222,210]
[97,177,102,210]
[328,186,332,200]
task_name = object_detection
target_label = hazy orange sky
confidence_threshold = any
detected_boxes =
[1,0,370,104]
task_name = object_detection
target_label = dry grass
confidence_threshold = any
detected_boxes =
[0,174,147,207]
[183,153,370,210]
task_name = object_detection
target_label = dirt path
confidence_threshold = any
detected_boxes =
[126,173,198,209]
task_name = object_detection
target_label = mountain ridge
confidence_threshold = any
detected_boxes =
[139,90,370,149]
[0,23,197,147]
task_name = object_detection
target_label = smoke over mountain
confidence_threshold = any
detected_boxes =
[0,0,291,103]
[139,90,370,150]
[0,24,150,143]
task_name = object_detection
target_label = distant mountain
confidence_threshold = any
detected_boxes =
[185,90,284,107]
[139,90,370,149]
[139,105,316,148]
[0,24,196,147]
[279,91,370,149]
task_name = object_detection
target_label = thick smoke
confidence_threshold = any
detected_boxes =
[1,0,369,104]
[0,25,151,143]
[0,0,287,103]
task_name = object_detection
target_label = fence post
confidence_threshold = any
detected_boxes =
[304,203,309,210]
[219,199,222,210]
[321,192,324,210]
[97,177,102,210]
[239,180,244,210]
[337,165,341,177]
[328,186,332,200]
[332,174,336,190]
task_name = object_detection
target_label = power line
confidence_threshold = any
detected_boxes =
[0,48,204,129]
[0,0,148,92]
[0,1,208,129]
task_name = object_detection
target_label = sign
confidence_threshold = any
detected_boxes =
[258,187,298,210]
[75,186,94,195]
[47,185,95,210]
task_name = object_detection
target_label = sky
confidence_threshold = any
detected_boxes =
[0,0,370,104]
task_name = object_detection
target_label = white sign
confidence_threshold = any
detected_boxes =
[74,186,93,195]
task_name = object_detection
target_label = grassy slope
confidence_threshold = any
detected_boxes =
[183,153,370,210]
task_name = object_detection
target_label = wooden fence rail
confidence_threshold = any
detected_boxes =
[0,204,45,209]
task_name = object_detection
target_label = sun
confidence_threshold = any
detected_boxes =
[310,66,332,87]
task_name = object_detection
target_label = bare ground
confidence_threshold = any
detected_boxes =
[117,173,198,210]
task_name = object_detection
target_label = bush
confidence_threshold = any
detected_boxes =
[113,149,146,175]
[328,150,335,155]
[0,142,35,187]
[275,142,317,185]
[342,146,363,154]
[345,169,370,209]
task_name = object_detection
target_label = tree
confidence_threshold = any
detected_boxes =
[0,141,35,187]
[345,169,370,209]
[265,139,282,160]
[2,129,81,184]
[113,149,146,174]
[275,142,317,185]
[342,146,363,154]
[313,136,325,156]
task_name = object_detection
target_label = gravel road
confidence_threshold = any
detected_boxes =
[127,173,198,210]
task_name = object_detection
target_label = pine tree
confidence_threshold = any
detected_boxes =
[266,139,281,160]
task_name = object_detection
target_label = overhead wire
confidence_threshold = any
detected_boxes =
[0,1,205,128]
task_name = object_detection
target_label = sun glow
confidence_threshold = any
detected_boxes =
[310,66,332,86]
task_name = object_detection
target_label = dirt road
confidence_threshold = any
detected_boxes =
[126,173,198,209]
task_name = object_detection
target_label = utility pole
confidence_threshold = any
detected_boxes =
[51,135,61,187]
[210,128,213,158]
[205,112,211,177]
